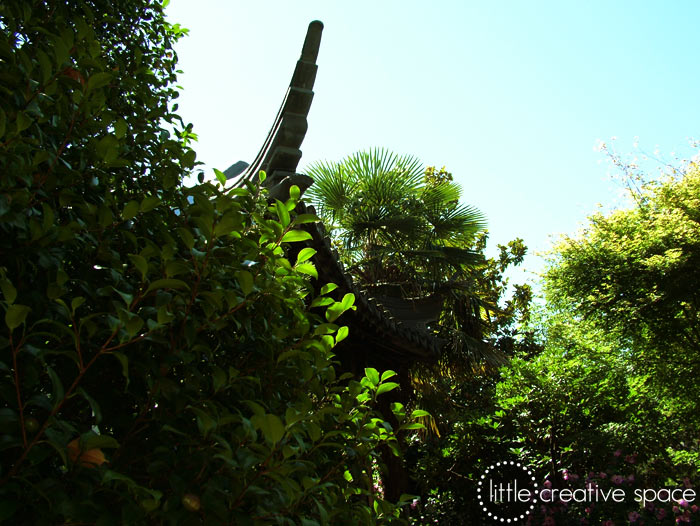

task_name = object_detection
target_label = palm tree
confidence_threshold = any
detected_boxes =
[305,149,504,371]
[305,148,486,294]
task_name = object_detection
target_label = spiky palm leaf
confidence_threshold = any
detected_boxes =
[306,149,485,265]
[305,148,500,372]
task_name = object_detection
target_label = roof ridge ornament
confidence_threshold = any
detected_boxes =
[227,21,324,200]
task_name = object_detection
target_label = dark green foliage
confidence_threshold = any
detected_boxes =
[0,2,417,524]
[306,150,533,371]
[408,164,700,523]
[306,151,537,524]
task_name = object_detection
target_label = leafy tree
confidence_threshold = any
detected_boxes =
[0,2,422,524]
[407,304,698,525]
[406,159,700,524]
[489,310,698,525]
[545,161,700,430]
[305,150,532,367]
[306,150,539,524]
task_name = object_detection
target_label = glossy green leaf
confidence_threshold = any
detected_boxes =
[46,366,64,409]
[336,325,349,343]
[364,368,379,387]
[145,279,188,294]
[310,296,333,307]
[140,195,161,212]
[5,304,30,330]
[293,213,320,225]
[214,168,226,185]
[319,283,337,295]
[87,72,112,91]
[70,296,85,314]
[341,293,355,310]
[281,230,312,243]
[1,279,17,304]
[128,254,148,280]
[114,118,127,139]
[295,263,317,279]
[380,370,397,382]
[399,422,426,431]
[122,200,140,220]
[177,227,195,249]
[252,413,285,445]
[376,382,399,396]
[126,315,144,337]
[237,270,254,296]
[296,247,317,264]
[275,199,290,227]
[80,431,119,450]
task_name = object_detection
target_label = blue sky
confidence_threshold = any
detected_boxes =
[165,1,699,289]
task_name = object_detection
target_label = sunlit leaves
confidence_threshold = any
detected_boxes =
[0,2,412,523]
[281,230,312,243]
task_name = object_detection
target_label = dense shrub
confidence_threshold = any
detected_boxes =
[0,1,415,523]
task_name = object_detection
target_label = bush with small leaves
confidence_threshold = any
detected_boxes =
[0,1,419,524]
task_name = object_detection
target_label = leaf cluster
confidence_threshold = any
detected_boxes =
[0,2,425,524]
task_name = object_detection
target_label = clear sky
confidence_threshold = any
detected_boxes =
[165,1,699,289]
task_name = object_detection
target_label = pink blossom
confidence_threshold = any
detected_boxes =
[683,477,692,488]
[612,475,625,485]
[679,499,690,508]
[614,449,622,457]
[627,474,635,482]
[691,505,698,513]
[673,505,680,513]
[544,479,552,488]
[410,498,419,510]
[599,472,608,479]
[657,508,667,519]
[603,520,615,526]
[561,468,578,481]
[625,454,636,464]
[628,511,640,523]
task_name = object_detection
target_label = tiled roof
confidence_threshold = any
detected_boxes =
[230,20,444,362]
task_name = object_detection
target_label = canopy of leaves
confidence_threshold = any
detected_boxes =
[0,2,421,524]
[545,163,700,405]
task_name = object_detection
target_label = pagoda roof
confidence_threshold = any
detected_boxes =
[229,21,444,363]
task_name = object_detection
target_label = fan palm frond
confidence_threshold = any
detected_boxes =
[305,160,358,222]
